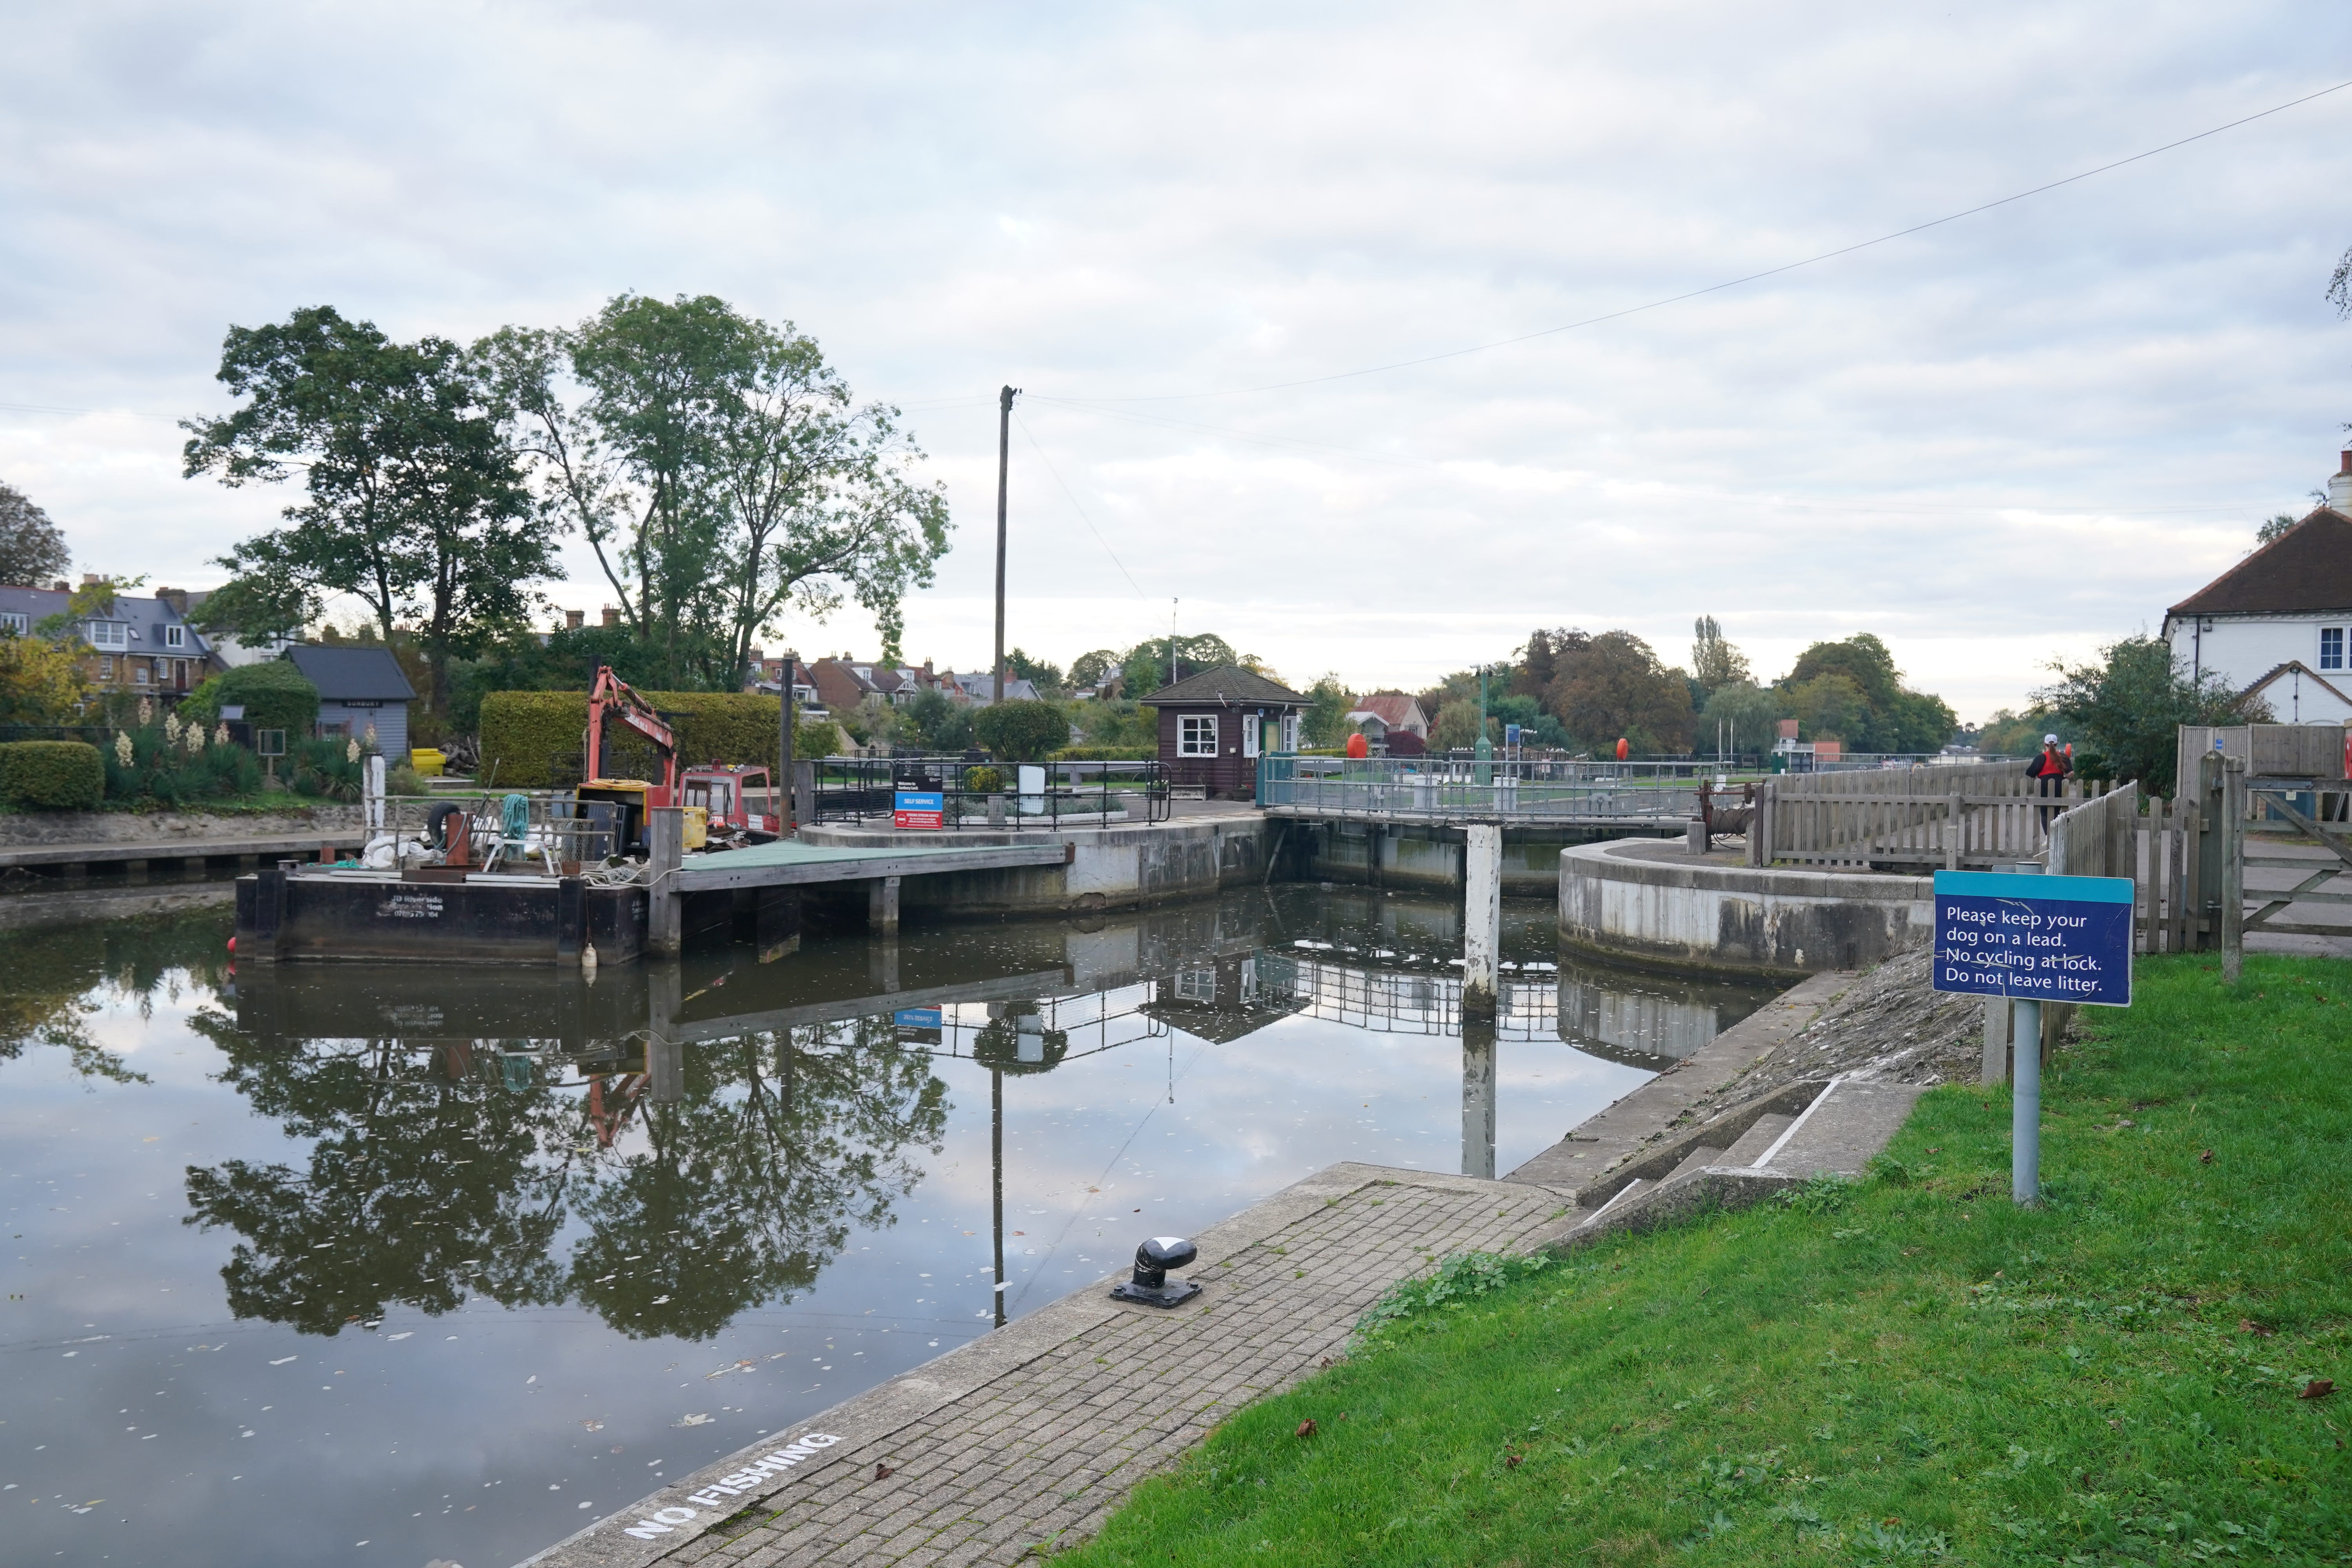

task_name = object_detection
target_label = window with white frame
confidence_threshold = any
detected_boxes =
[2322,626,2346,671]
[1279,713,1300,752]
[1242,714,1261,758]
[164,624,185,648]
[132,661,150,685]
[1178,714,1218,756]
[98,655,114,679]
[1173,967,1216,1003]
[0,612,24,635]
[86,621,127,650]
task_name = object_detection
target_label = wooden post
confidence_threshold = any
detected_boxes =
[646,806,682,958]
[1946,791,1962,870]
[2195,750,2225,950]
[1461,1012,1497,1179]
[2221,756,2245,984]
[868,873,901,935]
[1981,998,2010,1085]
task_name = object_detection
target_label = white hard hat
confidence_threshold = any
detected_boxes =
[2043,733,2058,744]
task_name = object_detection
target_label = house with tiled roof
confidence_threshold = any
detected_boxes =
[0,577,218,700]
[2161,450,2352,725]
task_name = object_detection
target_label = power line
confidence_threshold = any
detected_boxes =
[1054,77,2352,403]
[1011,409,1150,599]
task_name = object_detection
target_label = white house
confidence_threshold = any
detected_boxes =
[2160,452,2352,726]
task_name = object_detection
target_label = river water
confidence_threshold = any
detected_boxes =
[0,885,1775,1567]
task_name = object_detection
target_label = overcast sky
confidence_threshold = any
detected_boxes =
[4,1,2349,721]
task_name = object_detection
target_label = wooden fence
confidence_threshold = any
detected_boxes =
[2176,723,2350,796]
[2044,780,2210,954]
[1746,759,2085,869]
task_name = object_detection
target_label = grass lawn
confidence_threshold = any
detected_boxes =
[1059,954,2352,1566]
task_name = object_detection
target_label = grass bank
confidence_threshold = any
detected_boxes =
[1060,954,2352,1566]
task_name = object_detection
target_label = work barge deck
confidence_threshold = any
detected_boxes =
[234,834,1072,968]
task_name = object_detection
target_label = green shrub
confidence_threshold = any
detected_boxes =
[180,662,321,737]
[0,740,104,810]
[101,720,263,806]
[1052,744,1160,761]
[963,765,1004,793]
[287,735,364,801]
[479,690,830,788]
[973,699,1070,762]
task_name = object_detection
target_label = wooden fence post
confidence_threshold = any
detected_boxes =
[2221,756,2245,984]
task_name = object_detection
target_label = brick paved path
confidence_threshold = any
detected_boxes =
[521,1164,1581,1568]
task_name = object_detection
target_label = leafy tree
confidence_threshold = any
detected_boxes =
[480,296,948,690]
[1119,632,1241,698]
[0,624,89,721]
[1974,706,2064,759]
[1069,648,1122,695]
[1486,692,1568,747]
[1431,698,1487,751]
[904,685,974,752]
[1512,628,1583,701]
[183,306,554,717]
[1067,698,1156,751]
[0,478,71,588]
[1782,633,1956,753]
[2034,635,2265,795]
[974,699,1070,762]
[1690,615,1751,694]
[1784,672,1869,744]
[1548,631,1695,754]
[1698,679,1782,757]
[2256,512,2300,545]
[1301,675,1355,748]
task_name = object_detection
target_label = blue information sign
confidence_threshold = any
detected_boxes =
[893,790,944,830]
[1931,870,2134,1008]
[892,1008,943,1029]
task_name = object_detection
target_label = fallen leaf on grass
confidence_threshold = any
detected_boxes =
[1504,1454,1523,1469]
[2239,1319,2274,1339]
[2299,1380,2334,1401]
[2200,1149,2215,1164]
[1295,1419,1317,1438]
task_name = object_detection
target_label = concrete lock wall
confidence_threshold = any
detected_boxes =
[1557,840,1932,978]
[1296,821,1673,896]
[796,817,1275,918]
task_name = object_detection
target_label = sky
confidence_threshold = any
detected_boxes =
[2,1,2349,723]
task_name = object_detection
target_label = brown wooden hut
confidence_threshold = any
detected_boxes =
[1138,666,1308,799]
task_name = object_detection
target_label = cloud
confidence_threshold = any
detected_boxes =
[2,0,2347,718]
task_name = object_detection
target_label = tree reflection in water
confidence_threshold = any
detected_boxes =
[0,913,228,1085]
[180,1011,948,1341]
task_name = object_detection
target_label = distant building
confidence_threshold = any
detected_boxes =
[1139,666,1307,798]
[0,577,216,699]
[183,589,291,669]
[744,651,823,712]
[1350,691,1429,740]
[283,644,417,761]
[2161,451,2352,725]
[946,670,1040,707]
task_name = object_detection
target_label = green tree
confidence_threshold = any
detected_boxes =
[904,685,974,752]
[0,477,71,588]
[1120,633,1242,697]
[1069,648,1122,695]
[1785,672,1869,744]
[1547,631,1695,754]
[2034,635,2265,795]
[1782,633,1955,753]
[2256,513,2300,545]
[974,699,1070,762]
[1301,675,1355,748]
[1005,648,1063,697]
[181,661,321,736]
[1690,615,1751,695]
[1698,679,1783,757]
[183,306,554,717]
[479,296,948,690]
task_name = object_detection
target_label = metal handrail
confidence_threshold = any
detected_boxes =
[810,756,1171,829]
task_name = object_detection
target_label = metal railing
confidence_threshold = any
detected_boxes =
[810,755,1170,829]
[1257,753,1700,822]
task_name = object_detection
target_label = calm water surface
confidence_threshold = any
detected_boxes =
[0,886,1775,1567]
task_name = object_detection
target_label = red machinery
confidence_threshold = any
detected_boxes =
[579,666,778,845]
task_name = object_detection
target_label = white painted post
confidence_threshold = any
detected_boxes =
[1462,822,1501,1018]
[363,753,387,835]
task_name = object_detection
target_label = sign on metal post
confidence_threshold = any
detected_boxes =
[893,789,944,830]
[1933,868,2133,1206]
[1930,869,2134,1007]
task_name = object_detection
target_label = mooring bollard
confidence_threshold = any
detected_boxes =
[1462,1013,1497,1179]
[646,806,683,958]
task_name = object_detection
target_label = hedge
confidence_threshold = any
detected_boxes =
[1053,744,1162,761]
[0,740,105,811]
[478,691,841,787]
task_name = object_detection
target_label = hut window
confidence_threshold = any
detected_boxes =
[1242,715,1261,758]
[1279,713,1300,751]
[1174,968,1215,1002]
[1178,715,1218,756]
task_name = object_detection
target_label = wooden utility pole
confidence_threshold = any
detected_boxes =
[993,386,1017,706]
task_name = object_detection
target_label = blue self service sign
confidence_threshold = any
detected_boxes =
[1931,870,2134,1008]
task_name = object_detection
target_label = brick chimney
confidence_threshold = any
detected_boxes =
[2331,450,2352,512]
[601,605,619,628]
[565,608,585,630]
[156,587,188,615]
[82,573,100,586]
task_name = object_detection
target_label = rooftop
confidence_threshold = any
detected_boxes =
[1138,665,1307,707]
[2168,506,2352,618]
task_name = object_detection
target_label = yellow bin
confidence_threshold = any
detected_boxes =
[410,748,446,777]
[682,805,710,850]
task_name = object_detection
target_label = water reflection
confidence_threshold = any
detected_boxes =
[0,886,1777,1568]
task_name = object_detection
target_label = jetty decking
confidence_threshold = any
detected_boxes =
[672,836,1069,893]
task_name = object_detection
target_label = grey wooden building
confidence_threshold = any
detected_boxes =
[285,645,417,762]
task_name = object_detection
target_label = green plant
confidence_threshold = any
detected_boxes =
[286,735,364,801]
[385,764,427,797]
[179,661,321,737]
[99,719,263,807]
[0,739,104,810]
[963,765,1004,793]
[973,699,1070,762]
[1357,1251,1552,1333]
